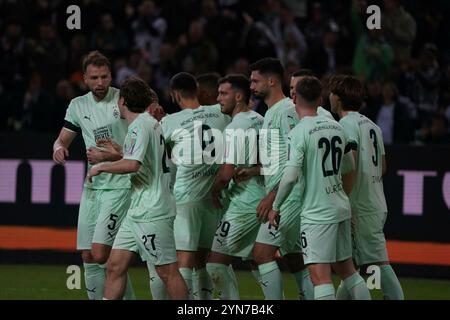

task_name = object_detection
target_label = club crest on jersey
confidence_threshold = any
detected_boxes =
[113,106,120,119]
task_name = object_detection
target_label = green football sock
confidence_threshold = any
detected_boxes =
[195,267,214,300]
[380,265,404,300]
[258,261,284,300]
[206,263,239,300]
[179,268,194,300]
[314,284,336,300]
[84,263,105,300]
[293,269,314,300]
[343,272,371,300]
[146,262,168,300]
[336,280,351,300]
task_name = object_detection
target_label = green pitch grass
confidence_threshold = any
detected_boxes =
[1,264,449,300]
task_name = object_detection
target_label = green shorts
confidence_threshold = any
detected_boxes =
[174,199,223,251]
[77,188,131,250]
[255,200,301,256]
[352,212,389,266]
[211,209,261,259]
[113,216,177,266]
[301,219,352,264]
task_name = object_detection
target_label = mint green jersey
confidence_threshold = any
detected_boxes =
[339,112,387,216]
[287,115,352,224]
[260,98,302,201]
[223,110,266,213]
[123,113,176,222]
[64,87,130,190]
[160,104,231,204]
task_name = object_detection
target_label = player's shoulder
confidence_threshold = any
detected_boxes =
[161,109,188,125]
[203,103,222,113]
[108,86,120,97]
[68,92,91,109]
[317,106,334,120]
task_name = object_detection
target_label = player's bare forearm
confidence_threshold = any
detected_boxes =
[53,128,77,165]
[272,166,299,212]
[213,164,234,192]
[95,159,140,175]
[342,171,355,195]
[233,164,261,184]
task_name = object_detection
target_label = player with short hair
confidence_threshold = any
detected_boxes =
[196,73,221,106]
[87,76,188,300]
[207,74,265,299]
[290,69,334,120]
[329,75,404,300]
[160,72,230,299]
[268,76,371,300]
[245,58,313,300]
[52,51,135,300]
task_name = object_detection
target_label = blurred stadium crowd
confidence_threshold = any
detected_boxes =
[0,0,449,145]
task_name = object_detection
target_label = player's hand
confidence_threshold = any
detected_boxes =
[148,104,166,122]
[97,139,122,154]
[86,165,102,183]
[234,166,260,184]
[257,192,276,223]
[53,146,69,165]
[86,147,105,165]
[268,210,280,228]
[211,191,223,209]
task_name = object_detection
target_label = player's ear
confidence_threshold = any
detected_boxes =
[235,91,242,103]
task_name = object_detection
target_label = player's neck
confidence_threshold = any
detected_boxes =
[265,89,285,109]
[232,103,250,118]
[125,111,141,124]
[179,99,200,110]
[298,107,317,120]
[339,108,351,119]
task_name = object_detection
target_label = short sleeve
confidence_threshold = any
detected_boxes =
[341,120,358,153]
[123,124,149,163]
[63,101,81,133]
[286,130,304,168]
[160,116,172,143]
[341,149,355,174]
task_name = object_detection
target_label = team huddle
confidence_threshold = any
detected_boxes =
[52,51,404,300]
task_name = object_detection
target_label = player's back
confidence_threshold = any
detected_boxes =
[224,111,266,213]
[292,115,351,224]
[125,112,175,221]
[339,112,387,216]
[160,104,230,203]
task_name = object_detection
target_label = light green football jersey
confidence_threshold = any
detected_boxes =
[64,87,130,190]
[160,104,231,204]
[260,98,302,201]
[123,112,176,222]
[287,115,352,224]
[339,112,387,216]
[223,110,266,213]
